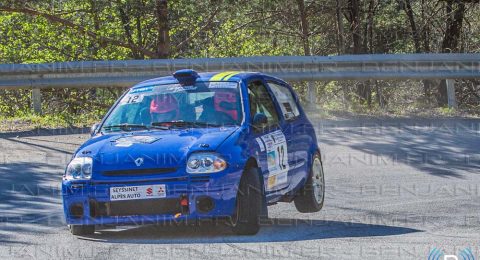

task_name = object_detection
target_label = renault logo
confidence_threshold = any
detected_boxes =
[134,157,144,167]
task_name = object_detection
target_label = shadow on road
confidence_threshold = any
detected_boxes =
[0,162,64,244]
[78,218,420,244]
[0,127,90,138]
[318,118,480,178]
[3,137,74,154]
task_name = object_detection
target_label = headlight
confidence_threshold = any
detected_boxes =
[65,157,93,180]
[187,153,227,174]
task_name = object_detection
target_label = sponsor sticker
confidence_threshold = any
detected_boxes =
[208,82,238,89]
[115,135,160,147]
[255,137,265,152]
[110,184,166,201]
[261,130,289,191]
[130,86,154,94]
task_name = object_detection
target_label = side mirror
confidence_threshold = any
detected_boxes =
[90,123,100,136]
[252,113,268,129]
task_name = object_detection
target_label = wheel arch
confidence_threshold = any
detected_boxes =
[241,157,268,216]
[242,157,263,187]
[299,148,323,191]
[314,148,322,160]
[310,147,323,166]
[244,157,259,170]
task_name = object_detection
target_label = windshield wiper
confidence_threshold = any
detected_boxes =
[151,121,221,129]
[102,123,148,131]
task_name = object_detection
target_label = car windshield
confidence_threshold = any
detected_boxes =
[101,81,243,132]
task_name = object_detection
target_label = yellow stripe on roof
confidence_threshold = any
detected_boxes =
[210,71,237,81]
[222,71,241,81]
[210,71,243,81]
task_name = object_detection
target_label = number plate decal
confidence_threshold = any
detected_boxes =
[110,184,166,201]
[261,130,289,191]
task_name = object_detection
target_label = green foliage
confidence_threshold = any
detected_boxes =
[0,111,101,132]
[0,0,479,127]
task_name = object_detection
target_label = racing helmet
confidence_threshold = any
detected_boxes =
[150,94,178,122]
[214,90,238,121]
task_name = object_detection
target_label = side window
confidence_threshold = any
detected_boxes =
[248,81,280,126]
[268,82,301,121]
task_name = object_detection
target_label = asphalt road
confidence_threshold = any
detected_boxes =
[0,117,479,260]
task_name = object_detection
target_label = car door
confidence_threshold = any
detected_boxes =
[246,79,289,202]
[267,80,310,192]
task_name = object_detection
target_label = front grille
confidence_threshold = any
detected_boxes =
[92,177,187,185]
[190,175,210,183]
[90,198,184,217]
[102,167,176,176]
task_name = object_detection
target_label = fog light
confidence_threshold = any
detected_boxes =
[196,196,214,213]
[69,203,84,218]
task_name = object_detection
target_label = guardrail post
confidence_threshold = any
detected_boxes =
[306,82,316,107]
[32,88,42,114]
[446,79,457,109]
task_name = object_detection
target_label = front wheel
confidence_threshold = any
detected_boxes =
[230,168,263,235]
[70,225,95,236]
[294,154,325,213]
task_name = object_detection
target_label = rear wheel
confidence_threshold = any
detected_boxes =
[230,169,263,235]
[70,225,95,236]
[294,154,325,213]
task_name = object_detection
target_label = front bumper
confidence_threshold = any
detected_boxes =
[62,171,240,226]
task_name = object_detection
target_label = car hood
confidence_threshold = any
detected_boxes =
[75,127,239,177]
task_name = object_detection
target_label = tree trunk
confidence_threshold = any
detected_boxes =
[374,80,384,108]
[296,0,311,56]
[89,0,100,53]
[403,0,433,103]
[441,0,465,53]
[403,0,421,53]
[296,0,317,107]
[421,0,430,52]
[336,0,350,108]
[438,0,466,106]
[366,0,375,53]
[116,1,142,59]
[421,0,434,104]
[347,0,362,54]
[136,15,145,59]
[155,0,170,58]
[335,0,345,54]
[347,0,370,105]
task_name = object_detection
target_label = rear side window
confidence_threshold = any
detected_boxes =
[268,82,301,120]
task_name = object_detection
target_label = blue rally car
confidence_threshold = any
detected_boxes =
[63,70,325,235]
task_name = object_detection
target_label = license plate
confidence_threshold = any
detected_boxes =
[110,184,166,201]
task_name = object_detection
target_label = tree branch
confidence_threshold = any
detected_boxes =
[175,6,221,51]
[115,0,142,59]
[0,6,157,58]
[230,14,277,33]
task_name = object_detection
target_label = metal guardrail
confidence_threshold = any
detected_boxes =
[0,53,479,112]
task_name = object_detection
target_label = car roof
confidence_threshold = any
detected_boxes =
[131,71,265,89]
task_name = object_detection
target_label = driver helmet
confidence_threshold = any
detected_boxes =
[150,94,178,122]
[214,90,238,121]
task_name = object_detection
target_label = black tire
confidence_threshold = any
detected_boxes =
[70,225,95,236]
[294,154,325,213]
[230,168,264,235]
